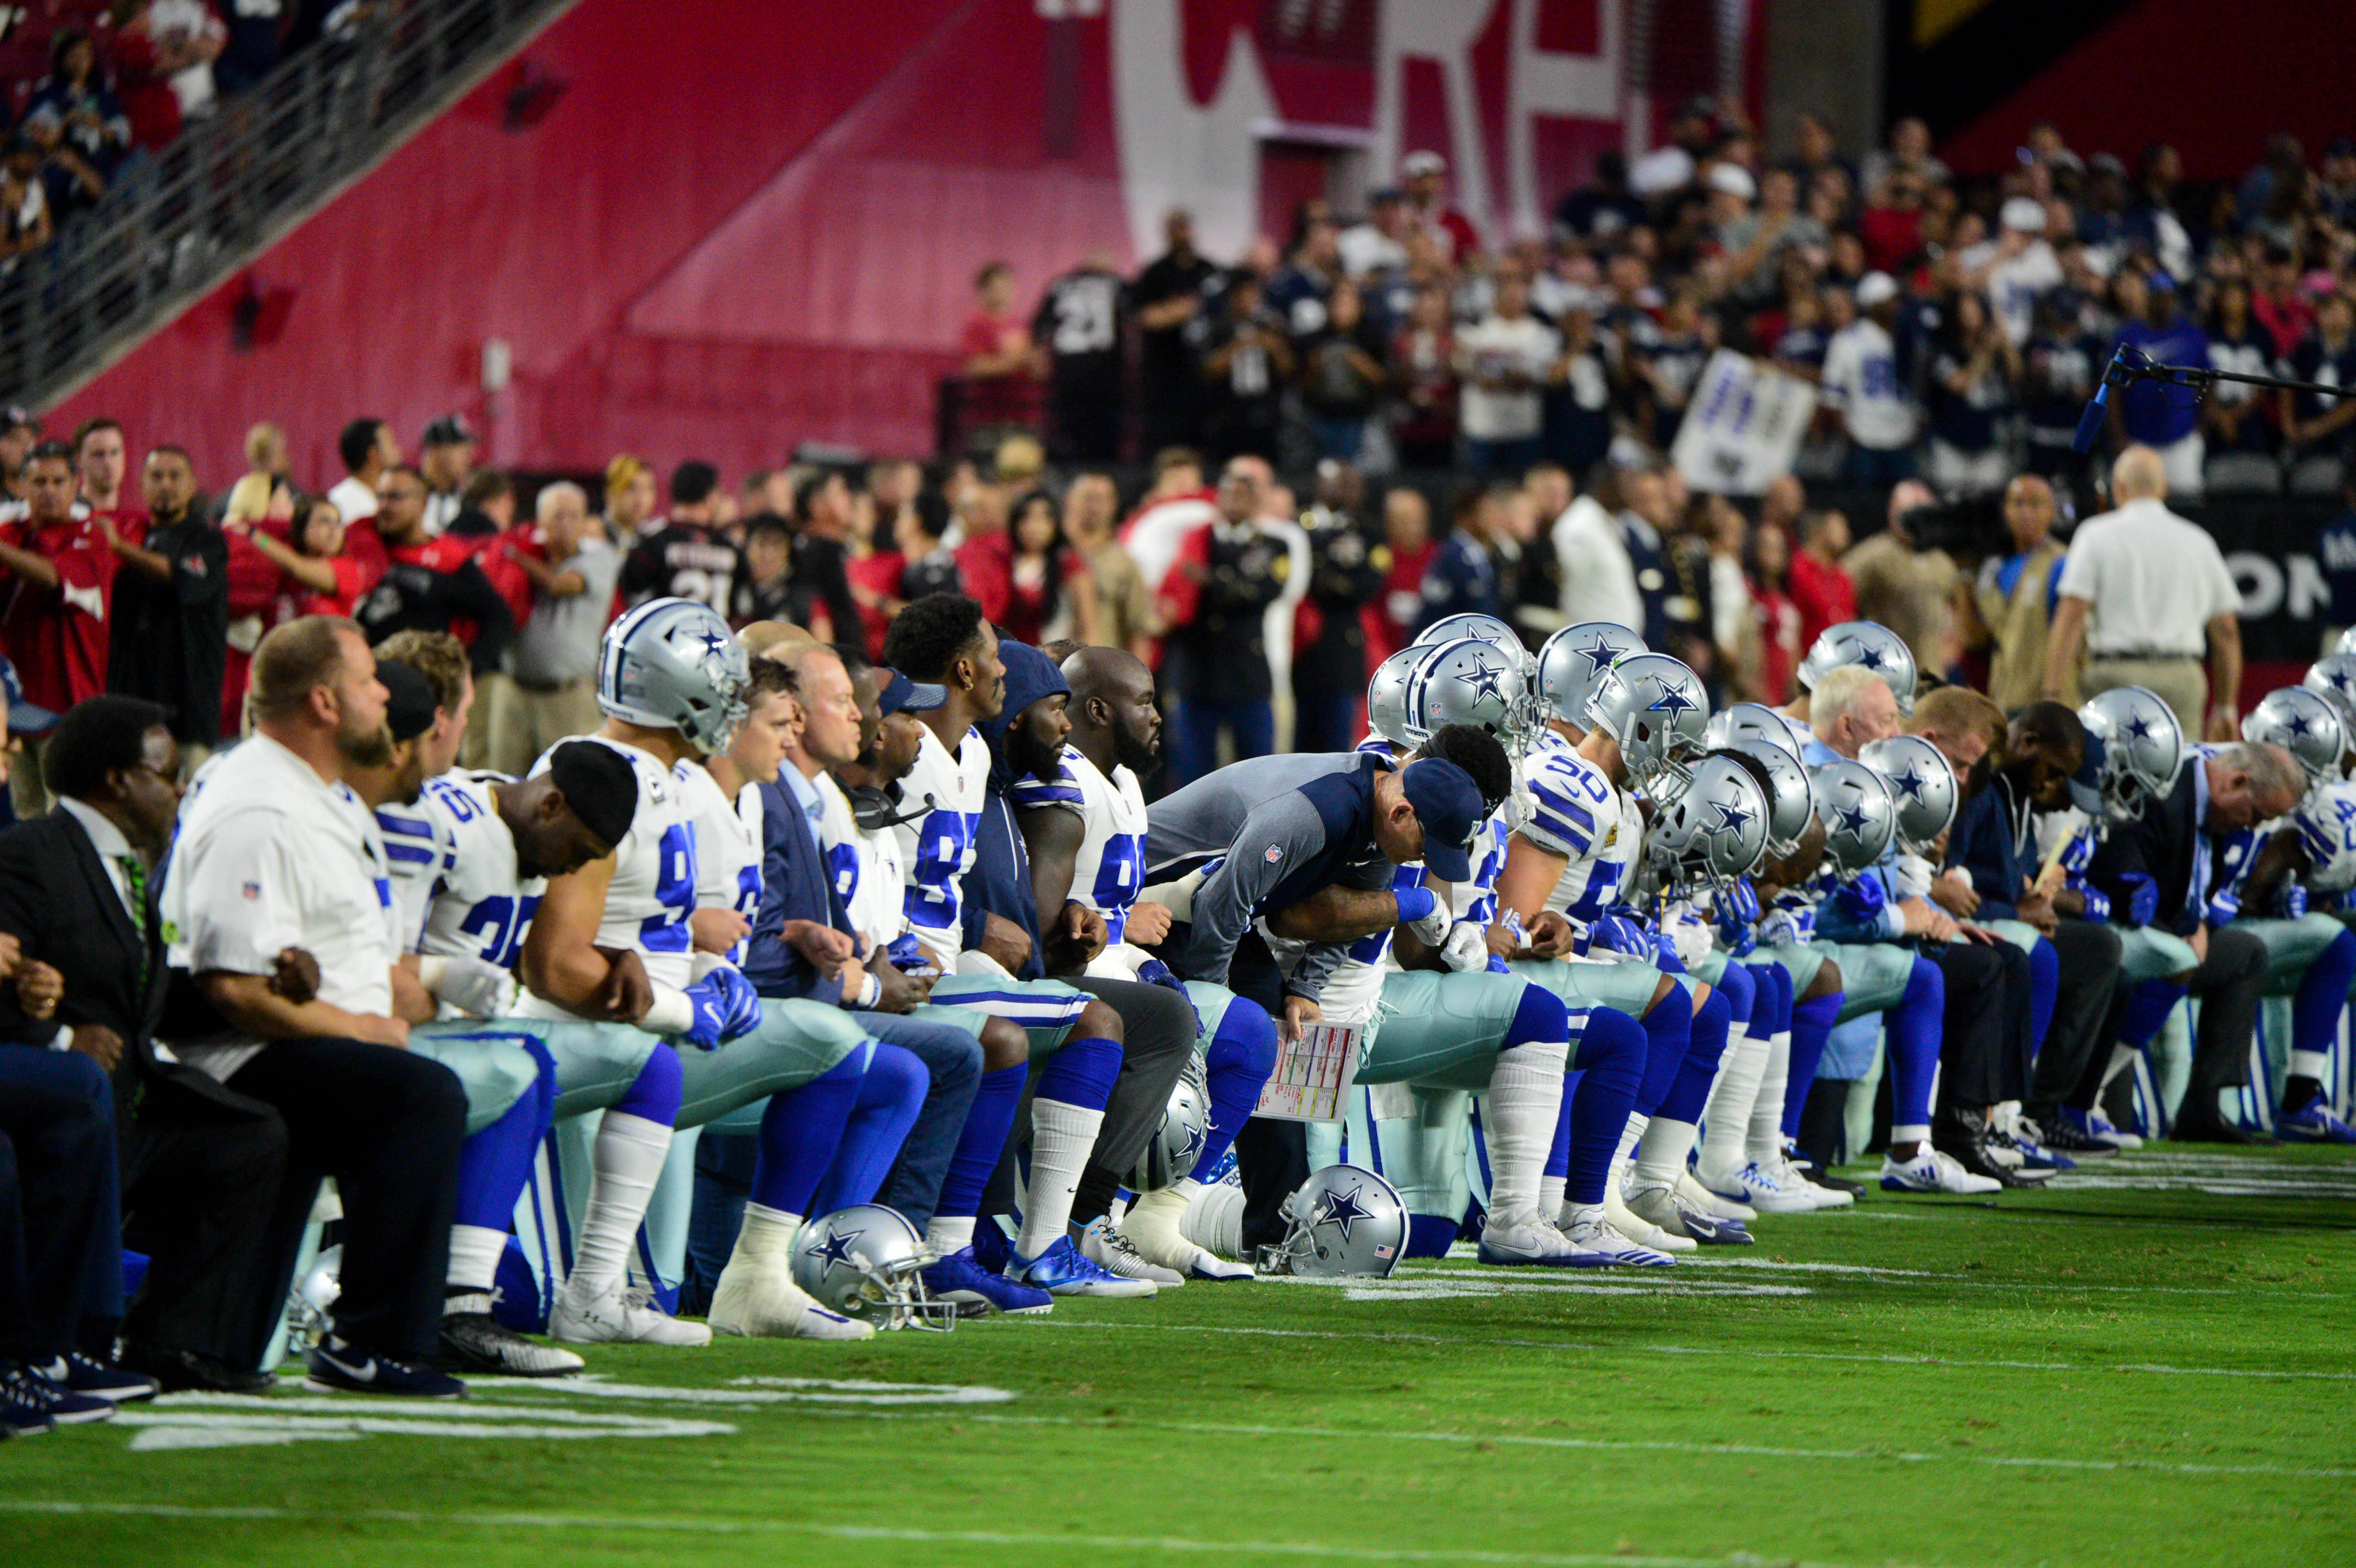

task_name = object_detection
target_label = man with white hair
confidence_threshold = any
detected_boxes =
[2043,444,2243,741]
[488,481,622,774]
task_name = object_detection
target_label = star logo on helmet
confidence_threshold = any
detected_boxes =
[1574,636,1618,675]
[2286,710,2315,738]
[2123,713,2155,743]
[1890,762,1929,802]
[805,1227,863,1280]
[697,628,730,660]
[1314,1183,1375,1241]
[1853,642,1886,671]
[2329,668,2356,692]
[1462,652,1508,707]
[1709,800,1754,836]
[1646,684,1698,719]
[1832,801,1871,839]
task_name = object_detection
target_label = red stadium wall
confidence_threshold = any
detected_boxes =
[46,0,1756,489]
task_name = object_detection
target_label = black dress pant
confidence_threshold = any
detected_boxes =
[227,1038,465,1367]
[120,1074,288,1363]
[2025,919,2124,1126]
[0,1048,117,1364]
[2177,925,2269,1130]
[1071,978,1197,1213]
[1923,940,2018,1118]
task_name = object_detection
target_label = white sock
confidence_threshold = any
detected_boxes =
[1746,1029,1792,1165]
[1482,1038,1569,1221]
[446,1224,507,1296]
[1891,1122,1932,1147]
[1699,1030,1770,1176]
[1018,1098,1104,1259]
[1564,1201,1605,1231]
[1613,1110,1647,1192]
[1634,1116,1699,1190]
[1538,1174,1566,1218]
[731,1200,802,1264]
[2099,1043,2138,1092]
[2290,1048,2331,1079]
[1180,1180,1245,1259]
[565,1110,672,1300]
[924,1215,977,1253]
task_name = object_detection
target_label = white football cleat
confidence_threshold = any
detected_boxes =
[709,1257,874,1340]
[1560,1215,1676,1267]
[1680,1168,1754,1222]
[1699,1159,1822,1213]
[1778,1155,1855,1208]
[549,1282,712,1348]
[1475,1211,1583,1266]
[1078,1217,1185,1286]
[1879,1144,2003,1195]
[1119,1187,1252,1280]
[1602,1184,1697,1252]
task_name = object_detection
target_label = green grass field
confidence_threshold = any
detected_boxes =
[12,1144,2355,1568]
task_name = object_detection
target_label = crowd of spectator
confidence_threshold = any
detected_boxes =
[959,104,2356,506]
[0,0,356,266]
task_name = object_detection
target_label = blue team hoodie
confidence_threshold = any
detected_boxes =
[960,640,1072,980]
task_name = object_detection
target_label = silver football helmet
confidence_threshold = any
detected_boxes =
[789,1205,958,1332]
[1584,653,1710,801]
[1131,1055,1211,1193]
[1258,1165,1407,1278]
[2300,656,2356,757]
[1536,621,1646,730]
[2243,686,2344,789]
[597,597,751,756]
[1810,758,1898,875]
[1724,738,1813,859]
[1645,753,1771,890]
[1706,700,1804,761]
[1857,735,1959,855]
[1366,646,1430,749]
[1796,621,1917,716]
[2077,686,2184,824]
[2336,627,2356,658]
[1400,637,1533,751]
[1416,612,1528,675]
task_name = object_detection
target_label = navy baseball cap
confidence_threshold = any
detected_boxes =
[874,667,948,716]
[0,654,58,738]
[376,659,439,744]
[2069,733,2107,817]
[1399,757,1484,882]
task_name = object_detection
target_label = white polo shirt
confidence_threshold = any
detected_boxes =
[163,733,400,1080]
[2055,496,2242,658]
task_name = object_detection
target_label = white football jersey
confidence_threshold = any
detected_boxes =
[1516,732,1640,928]
[377,771,544,968]
[2296,781,2356,893]
[520,735,696,1004]
[1010,744,1148,943]
[818,773,906,955]
[892,724,989,969]
[676,762,764,966]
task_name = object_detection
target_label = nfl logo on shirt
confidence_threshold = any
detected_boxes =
[240,881,262,900]
[1265,845,1284,865]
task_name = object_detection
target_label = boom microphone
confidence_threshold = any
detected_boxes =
[2071,345,2137,454]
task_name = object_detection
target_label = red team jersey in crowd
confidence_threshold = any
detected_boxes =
[2,515,124,710]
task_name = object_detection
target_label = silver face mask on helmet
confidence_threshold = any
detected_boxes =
[1645,753,1771,891]
[1366,646,1431,749]
[1726,737,1813,859]
[2077,685,2184,825]
[2248,685,2346,789]
[1536,621,1647,730]
[1706,700,1804,762]
[1131,1055,1211,1193]
[1810,758,1898,876]
[1258,1165,1407,1278]
[2302,655,2356,744]
[789,1205,959,1332]
[597,597,752,756]
[1584,652,1710,801]
[1399,636,1533,752]
[1857,735,1959,855]
[1797,621,1918,717]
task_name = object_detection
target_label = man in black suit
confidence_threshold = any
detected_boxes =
[2085,741,2303,1143]
[0,696,288,1391]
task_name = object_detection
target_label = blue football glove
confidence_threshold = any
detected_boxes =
[1648,929,1688,974]
[1134,958,1203,1037]
[1392,885,1439,926]
[1486,954,1511,974]
[1588,910,1652,958]
[886,934,934,972]
[680,967,764,1051]
[1716,876,1760,952]
[2117,871,2158,928]
[1833,875,1887,924]
[2276,883,2310,919]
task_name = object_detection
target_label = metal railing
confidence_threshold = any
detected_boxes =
[0,0,578,409]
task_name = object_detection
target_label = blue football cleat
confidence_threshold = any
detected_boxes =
[35,1352,157,1405]
[305,1336,465,1399]
[921,1246,1054,1316]
[1007,1235,1157,1297]
[10,1366,113,1426]
[2050,1105,2126,1154]
[2277,1097,2356,1144]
